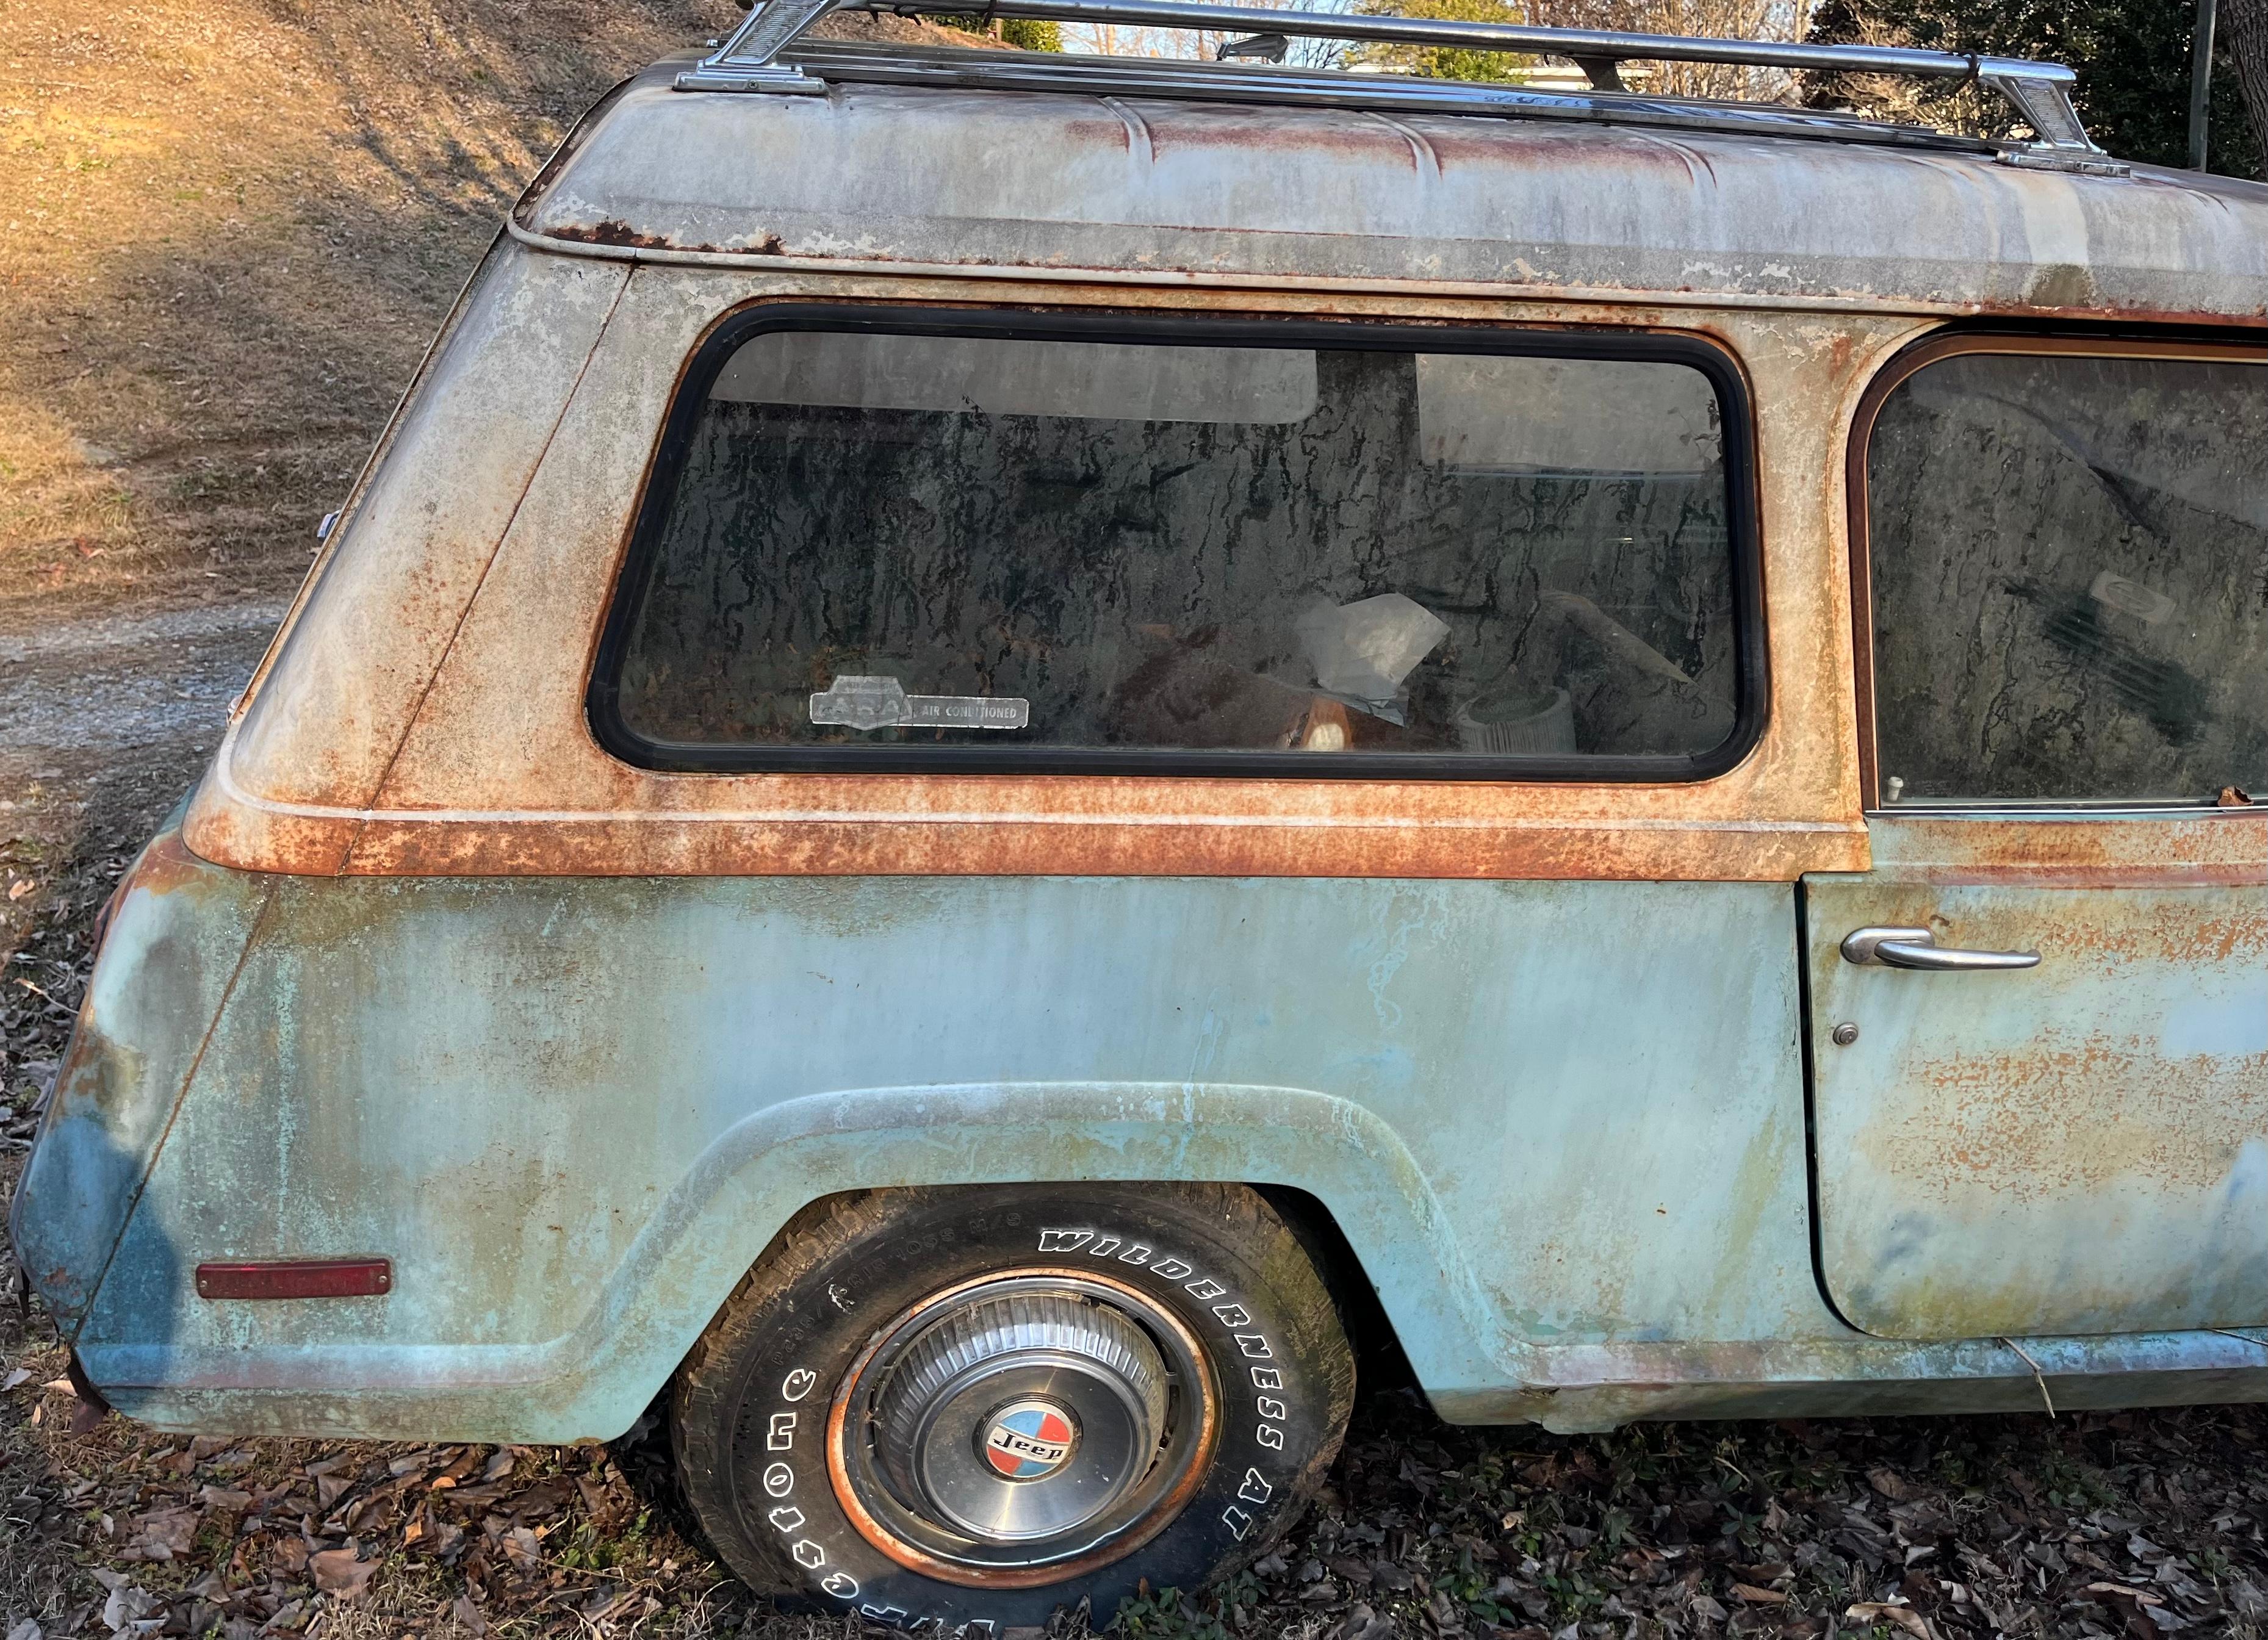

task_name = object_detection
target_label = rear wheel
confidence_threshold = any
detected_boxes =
[672,1183,1355,1632]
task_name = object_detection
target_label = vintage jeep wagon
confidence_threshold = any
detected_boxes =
[16,2,2268,1627]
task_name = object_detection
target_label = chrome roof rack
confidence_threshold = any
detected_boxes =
[675,0,2120,171]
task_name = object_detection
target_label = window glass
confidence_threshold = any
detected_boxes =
[1867,350,2268,805]
[602,323,1748,771]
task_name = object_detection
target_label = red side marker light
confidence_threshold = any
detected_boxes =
[195,1258,392,1300]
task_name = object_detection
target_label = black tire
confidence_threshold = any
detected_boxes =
[672,1183,1355,1633]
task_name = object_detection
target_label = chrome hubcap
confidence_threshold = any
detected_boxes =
[830,1273,1215,1581]
[876,1289,1165,1541]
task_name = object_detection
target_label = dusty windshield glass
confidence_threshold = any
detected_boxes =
[1868,350,2268,806]
[604,324,1746,771]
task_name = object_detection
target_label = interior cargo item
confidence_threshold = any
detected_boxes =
[1457,687,1579,755]
[1296,594,1452,708]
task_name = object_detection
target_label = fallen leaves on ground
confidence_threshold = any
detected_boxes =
[307,1546,377,1600]
[13,1333,2268,1640]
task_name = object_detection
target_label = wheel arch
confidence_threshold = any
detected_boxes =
[1250,1183,1422,1398]
[580,1082,1506,1446]
[676,1179,1423,1398]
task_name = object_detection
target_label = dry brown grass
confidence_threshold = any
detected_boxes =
[0,0,1015,625]
[0,0,743,619]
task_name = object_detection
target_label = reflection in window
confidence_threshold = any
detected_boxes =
[1868,351,2268,805]
[607,326,1744,769]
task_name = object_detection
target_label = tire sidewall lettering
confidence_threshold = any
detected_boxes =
[745,1368,867,1609]
[1032,1221,1301,1548]
[700,1191,1347,1634]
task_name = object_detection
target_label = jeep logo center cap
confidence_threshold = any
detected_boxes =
[981,1400,1078,1479]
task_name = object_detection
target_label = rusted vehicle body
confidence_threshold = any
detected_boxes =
[15,2,2268,1626]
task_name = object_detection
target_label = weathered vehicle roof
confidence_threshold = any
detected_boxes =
[514,54,2268,323]
[179,45,2268,884]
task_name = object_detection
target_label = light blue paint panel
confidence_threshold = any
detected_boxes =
[39,836,2268,1440]
[1807,872,2268,1342]
[56,846,1824,1437]
[9,832,270,1328]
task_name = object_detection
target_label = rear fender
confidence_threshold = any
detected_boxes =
[10,830,273,1331]
[95,1081,1507,1442]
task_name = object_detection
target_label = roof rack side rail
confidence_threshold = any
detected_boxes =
[675,0,2111,165]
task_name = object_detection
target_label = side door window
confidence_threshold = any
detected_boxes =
[1867,345,2268,807]
[1810,338,2268,1341]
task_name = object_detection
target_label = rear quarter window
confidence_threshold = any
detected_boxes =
[589,311,1765,780]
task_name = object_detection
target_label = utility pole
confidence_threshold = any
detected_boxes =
[2190,0,2218,170]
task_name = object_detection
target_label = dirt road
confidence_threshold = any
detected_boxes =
[0,597,289,807]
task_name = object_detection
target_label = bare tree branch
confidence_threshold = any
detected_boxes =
[2227,0,2268,178]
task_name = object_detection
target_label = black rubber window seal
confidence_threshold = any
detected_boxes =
[585,303,1771,783]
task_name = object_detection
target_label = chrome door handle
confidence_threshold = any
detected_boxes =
[1840,926,2041,971]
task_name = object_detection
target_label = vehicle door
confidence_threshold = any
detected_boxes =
[1807,334,2268,1341]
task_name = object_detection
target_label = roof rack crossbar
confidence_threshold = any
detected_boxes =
[675,0,2109,164]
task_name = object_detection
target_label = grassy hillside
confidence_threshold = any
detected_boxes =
[0,0,738,617]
